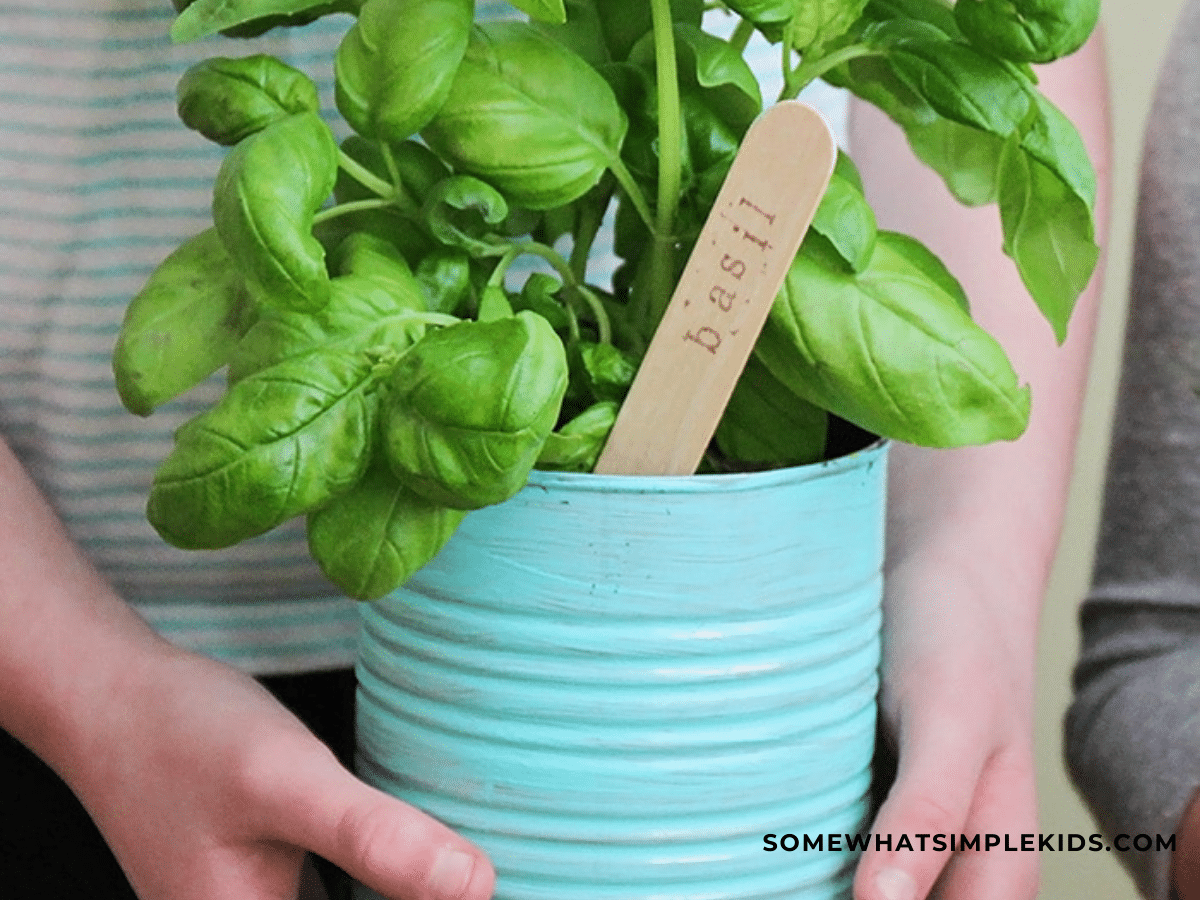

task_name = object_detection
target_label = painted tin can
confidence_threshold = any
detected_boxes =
[354,441,887,900]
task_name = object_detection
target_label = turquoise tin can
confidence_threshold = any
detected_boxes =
[354,441,887,900]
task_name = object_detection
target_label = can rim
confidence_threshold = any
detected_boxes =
[525,439,888,495]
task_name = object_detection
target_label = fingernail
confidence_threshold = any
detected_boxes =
[875,867,917,900]
[428,848,477,899]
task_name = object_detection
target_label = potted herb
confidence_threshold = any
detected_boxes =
[113,0,1100,896]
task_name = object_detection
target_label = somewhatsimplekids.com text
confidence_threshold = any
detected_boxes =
[763,833,1175,853]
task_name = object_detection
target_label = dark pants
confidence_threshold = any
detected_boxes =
[0,668,357,900]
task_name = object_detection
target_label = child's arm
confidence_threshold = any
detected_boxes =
[845,30,1112,900]
[0,434,495,900]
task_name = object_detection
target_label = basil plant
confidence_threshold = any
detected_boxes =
[114,0,1101,599]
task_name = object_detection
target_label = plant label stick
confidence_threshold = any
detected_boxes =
[593,101,837,476]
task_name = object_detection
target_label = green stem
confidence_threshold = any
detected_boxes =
[337,150,395,198]
[781,44,882,100]
[569,185,610,283]
[572,283,611,345]
[644,0,684,332]
[387,309,462,328]
[729,16,755,53]
[486,247,522,290]
[516,241,612,345]
[379,141,403,192]
[608,157,655,233]
[337,149,420,216]
[312,197,400,225]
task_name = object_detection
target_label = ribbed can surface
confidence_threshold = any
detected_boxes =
[355,442,887,900]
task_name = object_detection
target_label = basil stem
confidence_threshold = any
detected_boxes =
[643,0,684,332]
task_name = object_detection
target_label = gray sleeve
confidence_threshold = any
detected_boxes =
[1065,604,1200,900]
[1088,0,1200,609]
[1065,2,1200,897]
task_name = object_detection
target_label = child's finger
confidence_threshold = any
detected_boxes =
[261,741,496,900]
[853,689,1040,900]
[853,709,984,900]
[923,747,1040,900]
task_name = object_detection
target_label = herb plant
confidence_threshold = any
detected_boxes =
[114,0,1102,599]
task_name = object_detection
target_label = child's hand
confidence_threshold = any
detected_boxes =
[0,434,494,900]
[69,643,496,900]
[853,556,1039,900]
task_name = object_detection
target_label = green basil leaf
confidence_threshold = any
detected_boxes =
[954,0,1100,64]
[335,0,471,143]
[828,21,1098,337]
[1020,92,1096,212]
[415,251,473,315]
[719,0,793,25]
[628,23,761,135]
[825,39,990,212]
[176,55,319,146]
[113,228,251,416]
[602,59,657,183]
[382,311,568,509]
[533,0,611,65]
[329,231,415,284]
[570,340,637,403]
[147,348,377,549]
[714,354,827,467]
[755,230,1031,447]
[514,272,572,333]
[390,140,454,204]
[786,0,870,53]
[864,0,960,39]
[212,112,338,312]
[534,202,580,247]
[997,132,1098,344]
[670,23,763,133]
[423,174,510,256]
[810,158,877,274]
[507,0,567,24]
[904,116,1004,206]
[885,39,1031,137]
[833,144,865,191]
[422,22,628,210]
[822,26,939,130]
[307,462,465,600]
[724,0,869,51]
[170,0,355,42]
[591,0,704,62]
[536,400,618,471]
[852,3,1093,214]
[879,231,970,313]
[228,272,427,383]
[612,70,739,225]
[680,93,741,212]
[477,284,515,321]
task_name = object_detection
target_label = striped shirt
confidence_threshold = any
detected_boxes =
[0,0,847,674]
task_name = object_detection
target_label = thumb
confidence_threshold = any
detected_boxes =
[268,747,496,900]
[852,713,981,900]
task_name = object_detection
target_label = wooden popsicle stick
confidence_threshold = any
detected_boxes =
[592,101,837,476]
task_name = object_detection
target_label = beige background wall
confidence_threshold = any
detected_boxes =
[1035,0,1189,897]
